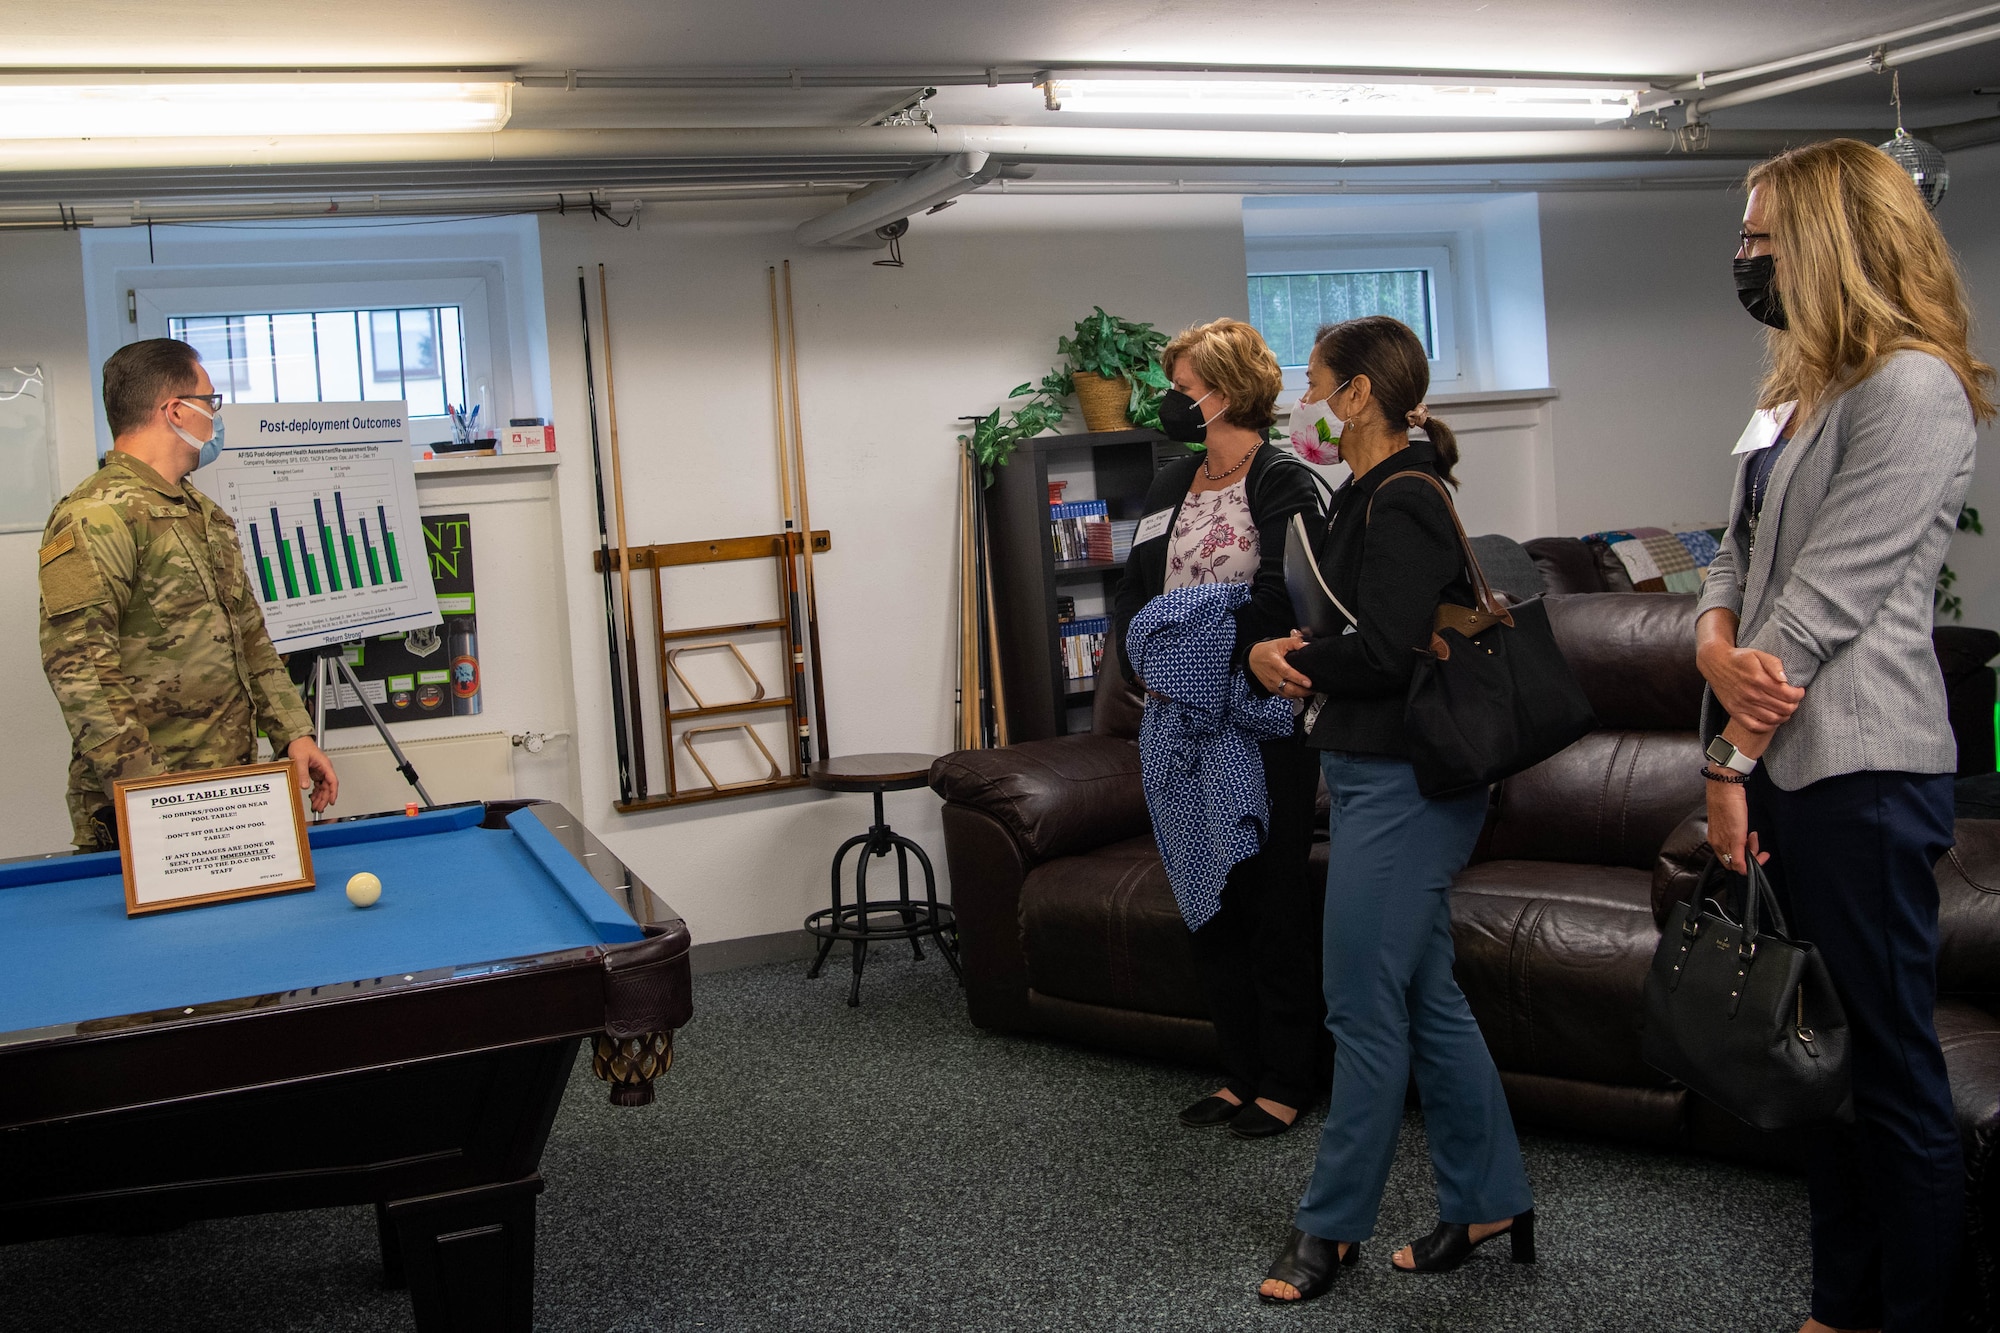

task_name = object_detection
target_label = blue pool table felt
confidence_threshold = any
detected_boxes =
[0,806,642,1035]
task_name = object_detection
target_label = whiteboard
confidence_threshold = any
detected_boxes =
[0,364,57,533]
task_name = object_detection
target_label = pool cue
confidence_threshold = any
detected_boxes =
[597,265,649,797]
[768,267,812,772]
[980,482,1010,747]
[957,446,979,749]
[577,268,635,805]
[781,261,831,760]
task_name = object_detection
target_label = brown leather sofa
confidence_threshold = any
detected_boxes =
[929,592,2000,1318]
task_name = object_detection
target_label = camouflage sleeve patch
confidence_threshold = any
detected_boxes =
[39,526,108,617]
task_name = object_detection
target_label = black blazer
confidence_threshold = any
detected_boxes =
[1111,445,1325,683]
[1287,440,1473,758]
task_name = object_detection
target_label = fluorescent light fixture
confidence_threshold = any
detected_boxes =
[1043,78,1643,121]
[0,73,513,139]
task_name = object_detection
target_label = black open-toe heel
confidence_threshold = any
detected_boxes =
[1257,1228,1360,1304]
[1393,1209,1535,1273]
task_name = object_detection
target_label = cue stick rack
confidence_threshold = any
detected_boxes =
[585,262,834,814]
[594,529,832,811]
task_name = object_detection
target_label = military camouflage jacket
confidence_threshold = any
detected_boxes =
[39,450,314,849]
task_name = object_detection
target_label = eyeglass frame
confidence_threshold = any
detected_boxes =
[1736,230,1773,258]
[162,393,225,413]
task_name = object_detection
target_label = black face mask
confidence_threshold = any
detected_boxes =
[1158,388,1210,444]
[1733,255,1787,330]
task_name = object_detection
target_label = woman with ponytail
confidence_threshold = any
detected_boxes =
[1244,315,1535,1303]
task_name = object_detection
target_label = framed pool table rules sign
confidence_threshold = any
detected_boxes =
[112,760,316,916]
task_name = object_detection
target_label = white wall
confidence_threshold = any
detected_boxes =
[537,193,1248,944]
[0,232,99,856]
[1538,187,1767,536]
[1934,142,2000,631]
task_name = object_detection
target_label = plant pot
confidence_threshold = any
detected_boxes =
[1073,373,1134,432]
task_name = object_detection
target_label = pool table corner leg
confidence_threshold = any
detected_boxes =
[593,1029,675,1106]
[386,1174,544,1333]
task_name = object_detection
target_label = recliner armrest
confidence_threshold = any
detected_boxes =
[1652,808,1710,929]
[928,735,1149,867]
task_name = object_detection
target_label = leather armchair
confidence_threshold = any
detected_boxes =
[931,592,2000,1319]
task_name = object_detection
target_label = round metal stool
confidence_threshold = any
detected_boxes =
[803,753,961,1006]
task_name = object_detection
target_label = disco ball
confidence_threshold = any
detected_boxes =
[1880,128,1950,210]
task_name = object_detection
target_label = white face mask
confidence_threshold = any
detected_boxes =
[1288,379,1350,465]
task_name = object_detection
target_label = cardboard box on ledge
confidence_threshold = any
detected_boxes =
[501,425,556,454]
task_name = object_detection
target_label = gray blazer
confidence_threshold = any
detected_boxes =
[1696,350,1977,790]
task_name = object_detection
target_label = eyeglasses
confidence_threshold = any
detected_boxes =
[1736,230,1772,255]
[165,393,224,412]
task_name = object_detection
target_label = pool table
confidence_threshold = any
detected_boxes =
[0,799,691,1333]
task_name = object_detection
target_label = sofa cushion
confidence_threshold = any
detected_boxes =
[1019,835,1208,1022]
[1451,861,1671,1089]
[1546,593,1704,731]
[1524,537,1607,596]
[1480,730,1705,872]
[1938,820,2000,1008]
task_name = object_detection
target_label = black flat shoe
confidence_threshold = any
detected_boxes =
[1258,1228,1360,1304]
[1228,1101,1298,1139]
[1393,1209,1536,1273]
[1177,1094,1242,1128]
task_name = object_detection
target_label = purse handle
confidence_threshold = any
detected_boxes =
[1366,470,1508,616]
[1688,853,1794,955]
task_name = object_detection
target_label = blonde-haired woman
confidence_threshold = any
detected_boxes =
[1111,317,1326,1139]
[1698,138,1994,1333]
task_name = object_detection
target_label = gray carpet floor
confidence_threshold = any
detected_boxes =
[0,951,1813,1332]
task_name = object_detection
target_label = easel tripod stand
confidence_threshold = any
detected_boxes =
[300,644,436,810]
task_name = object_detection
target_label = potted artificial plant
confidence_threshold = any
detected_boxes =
[958,308,1174,479]
[1061,307,1171,432]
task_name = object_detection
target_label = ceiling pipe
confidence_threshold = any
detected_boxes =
[512,61,1682,92]
[0,123,1887,176]
[1647,19,2000,119]
[793,150,998,245]
[1665,2,2000,94]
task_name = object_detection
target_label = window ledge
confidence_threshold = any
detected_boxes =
[415,452,559,476]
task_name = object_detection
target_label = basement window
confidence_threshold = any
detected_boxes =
[1249,268,1437,367]
[168,306,471,421]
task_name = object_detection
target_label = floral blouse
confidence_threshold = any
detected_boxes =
[1164,479,1258,590]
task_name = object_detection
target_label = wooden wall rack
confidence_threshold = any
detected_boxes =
[595,528,831,812]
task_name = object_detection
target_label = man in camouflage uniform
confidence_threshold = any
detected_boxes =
[39,338,338,850]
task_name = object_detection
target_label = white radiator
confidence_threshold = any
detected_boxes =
[319,729,516,817]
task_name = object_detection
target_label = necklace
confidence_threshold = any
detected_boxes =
[1202,441,1259,483]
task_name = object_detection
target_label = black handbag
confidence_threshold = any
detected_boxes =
[1640,855,1854,1131]
[1370,472,1597,798]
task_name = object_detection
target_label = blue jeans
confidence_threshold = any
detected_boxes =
[1295,751,1533,1241]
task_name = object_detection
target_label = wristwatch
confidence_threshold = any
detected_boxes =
[1704,735,1758,776]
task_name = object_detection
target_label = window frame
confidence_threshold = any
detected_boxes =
[138,275,495,437]
[1247,241,1462,392]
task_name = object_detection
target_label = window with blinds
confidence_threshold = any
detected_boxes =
[1247,270,1437,367]
[168,306,469,420]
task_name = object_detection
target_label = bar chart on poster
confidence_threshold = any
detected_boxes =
[196,403,441,653]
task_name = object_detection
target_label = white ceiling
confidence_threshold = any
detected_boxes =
[2,0,1981,100]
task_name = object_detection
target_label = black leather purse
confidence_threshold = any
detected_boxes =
[1369,472,1597,798]
[1641,855,1853,1131]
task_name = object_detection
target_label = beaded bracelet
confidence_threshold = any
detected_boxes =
[1700,765,1750,785]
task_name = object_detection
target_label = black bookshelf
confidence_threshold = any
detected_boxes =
[986,428,1193,740]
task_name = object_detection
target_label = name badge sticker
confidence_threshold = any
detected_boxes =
[1732,401,1797,455]
[1133,508,1175,545]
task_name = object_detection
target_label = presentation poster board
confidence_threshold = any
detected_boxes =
[114,761,315,916]
[299,511,482,729]
[195,403,441,653]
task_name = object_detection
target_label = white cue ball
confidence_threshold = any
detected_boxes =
[345,872,382,908]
